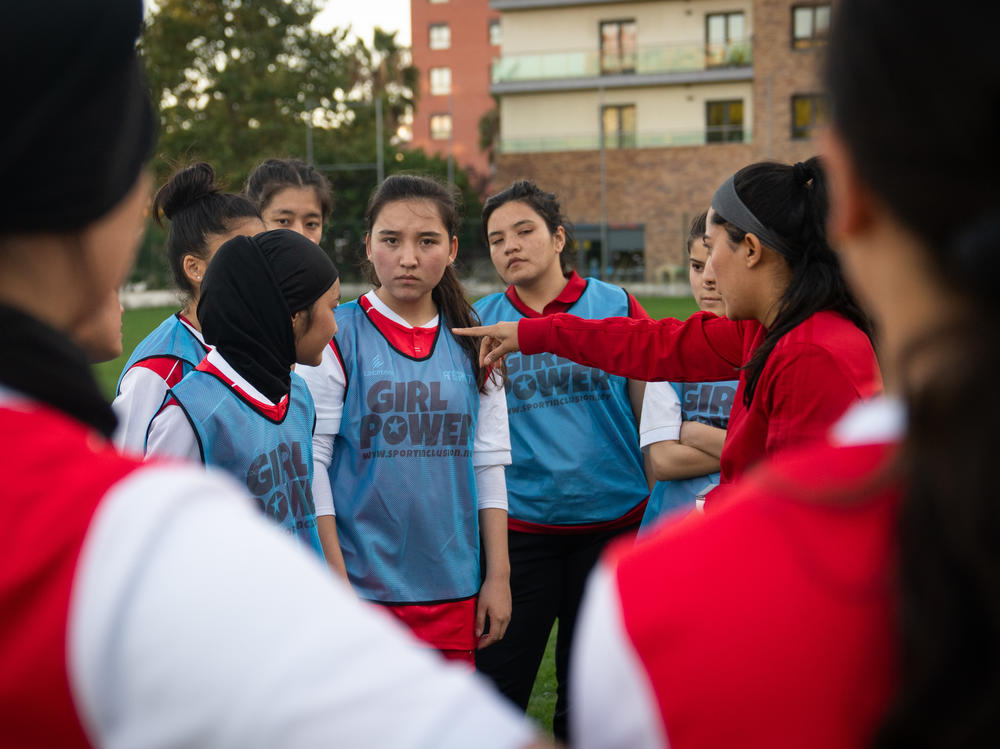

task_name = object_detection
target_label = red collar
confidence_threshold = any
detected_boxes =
[504,272,587,318]
[358,295,438,359]
[195,358,289,421]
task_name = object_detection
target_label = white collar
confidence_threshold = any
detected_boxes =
[830,395,906,446]
[363,290,439,329]
[204,349,278,406]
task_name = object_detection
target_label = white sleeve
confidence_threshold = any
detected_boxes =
[639,381,682,450]
[144,404,202,463]
[475,463,507,512]
[69,465,537,749]
[299,346,345,518]
[297,344,346,436]
[112,365,171,455]
[473,373,511,468]
[570,563,668,749]
[312,432,335,517]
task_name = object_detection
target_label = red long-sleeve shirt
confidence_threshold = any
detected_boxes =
[518,310,882,494]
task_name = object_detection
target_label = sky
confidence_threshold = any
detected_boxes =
[313,0,412,46]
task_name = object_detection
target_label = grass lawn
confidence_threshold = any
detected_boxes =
[94,294,699,735]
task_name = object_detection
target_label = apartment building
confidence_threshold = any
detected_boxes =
[491,0,830,281]
[410,0,502,187]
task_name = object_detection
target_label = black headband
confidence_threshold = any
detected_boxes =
[711,176,795,258]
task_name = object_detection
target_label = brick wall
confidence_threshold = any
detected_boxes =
[492,0,826,278]
[410,0,500,186]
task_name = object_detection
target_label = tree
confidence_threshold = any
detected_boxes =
[140,0,354,187]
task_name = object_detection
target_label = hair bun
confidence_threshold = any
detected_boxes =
[792,161,812,186]
[154,162,220,223]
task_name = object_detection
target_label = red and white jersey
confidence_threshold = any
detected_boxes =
[297,290,511,518]
[571,396,904,749]
[112,314,206,454]
[0,388,535,749]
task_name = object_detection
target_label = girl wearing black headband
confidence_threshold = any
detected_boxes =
[145,229,340,557]
[458,158,880,510]
[113,162,264,452]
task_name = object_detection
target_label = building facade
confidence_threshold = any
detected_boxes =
[410,0,502,188]
[491,0,830,281]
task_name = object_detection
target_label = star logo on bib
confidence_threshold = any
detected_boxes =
[386,415,406,436]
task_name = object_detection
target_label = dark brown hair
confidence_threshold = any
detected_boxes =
[244,158,334,222]
[710,158,871,406]
[828,1,1000,745]
[364,174,487,392]
[152,162,260,297]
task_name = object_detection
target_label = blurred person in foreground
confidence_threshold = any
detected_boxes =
[567,0,1000,746]
[0,3,543,747]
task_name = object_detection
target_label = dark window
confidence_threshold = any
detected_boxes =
[429,23,450,50]
[792,5,831,49]
[791,94,828,139]
[601,104,637,149]
[705,11,747,67]
[706,100,744,143]
[600,20,637,75]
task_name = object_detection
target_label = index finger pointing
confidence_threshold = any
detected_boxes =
[452,326,492,337]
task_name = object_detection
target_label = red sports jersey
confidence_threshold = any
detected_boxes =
[518,309,881,499]
[0,401,144,748]
[606,437,899,747]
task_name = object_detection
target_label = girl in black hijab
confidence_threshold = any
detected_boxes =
[146,229,340,557]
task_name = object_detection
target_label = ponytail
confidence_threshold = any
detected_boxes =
[711,157,871,405]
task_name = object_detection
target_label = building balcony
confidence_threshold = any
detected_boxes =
[499,125,753,154]
[492,39,752,93]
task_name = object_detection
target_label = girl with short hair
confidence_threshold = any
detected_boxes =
[244,157,333,245]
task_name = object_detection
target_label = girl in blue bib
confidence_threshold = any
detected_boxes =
[297,175,512,665]
[471,180,650,739]
[146,230,340,558]
[113,163,264,453]
[639,212,737,530]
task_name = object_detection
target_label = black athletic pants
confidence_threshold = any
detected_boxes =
[475,523,639,741]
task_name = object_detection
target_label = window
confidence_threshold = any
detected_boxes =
[429,0,448,4]
[706,100,744,143]
[489,19,502,47]
[792,5,831,49]
[791,94,828,139]
[600,20,637,75]
[429,67,451,96]
[601,104,636,149]
[429,24,450,50]
[430,114,452,140]
[705,11,746,67]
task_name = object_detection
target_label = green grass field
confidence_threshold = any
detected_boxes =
[93,296,699,398]
[94,294,698,734]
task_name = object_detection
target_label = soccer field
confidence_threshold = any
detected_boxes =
[94,294,698,734]
[93,296,699,398]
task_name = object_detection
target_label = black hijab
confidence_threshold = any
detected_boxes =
[198,230,338,403]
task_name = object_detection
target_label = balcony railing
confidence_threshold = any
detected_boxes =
[492,39,752,83]
[499,126,753,154]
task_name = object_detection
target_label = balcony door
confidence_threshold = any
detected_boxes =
[600,20,637,75]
